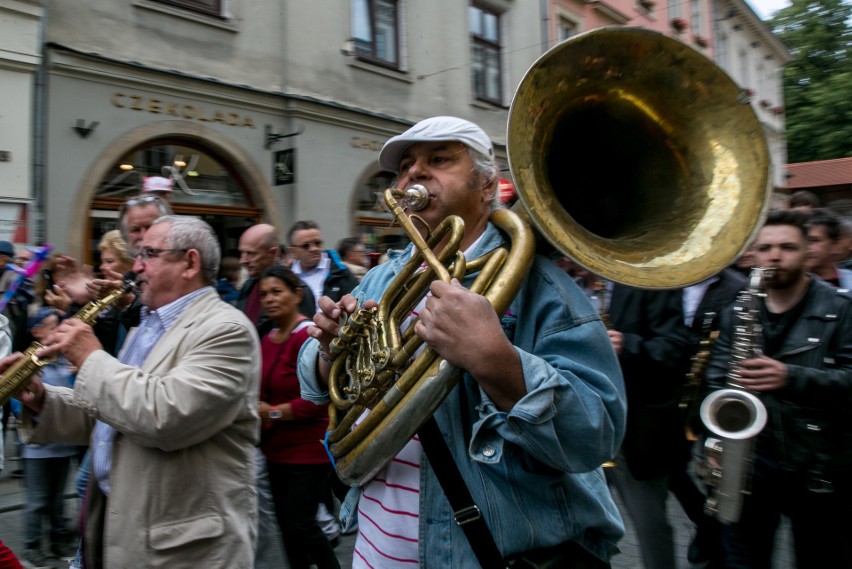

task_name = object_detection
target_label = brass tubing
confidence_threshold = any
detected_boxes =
[0,280,136,406]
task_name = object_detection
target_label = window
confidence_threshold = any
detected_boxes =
[469,4,502,105]
[97,142,251,208]
[352,0,399,67]
[690,0,703,35]
[557,16,578,43]
[738,49,750,88]
[716,32,728,67]
[151,0,223,17]
[667,0,680,19]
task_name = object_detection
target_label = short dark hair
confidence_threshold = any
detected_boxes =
[805,208,842,242]
[287,220,320,245]
[789,190,820,209]
[260,264,304,292]
[338,237,363,258]
[218,256,241,280]
[764,209,809,239]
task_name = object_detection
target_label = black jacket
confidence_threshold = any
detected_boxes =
[682,268,747,433]
[236,276,315,332]
[610,285,692,479]
[238,254,358,332]
[320,250,360,303]
[705,277,852,475]
[688,268,747,342]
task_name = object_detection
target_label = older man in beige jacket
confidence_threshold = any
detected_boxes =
[9,216,260,569]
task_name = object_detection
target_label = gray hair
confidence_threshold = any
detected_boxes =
[152,215,221,284]
[119,195,173,243]
[391,146,502,213]
[468,148,501,212]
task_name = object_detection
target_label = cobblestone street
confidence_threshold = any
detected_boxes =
[2,418,793,568]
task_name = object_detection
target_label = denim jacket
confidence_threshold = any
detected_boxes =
[299,222,627,566]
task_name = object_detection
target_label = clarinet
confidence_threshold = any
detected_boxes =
[0,280,136,406]
[680,312,718,441]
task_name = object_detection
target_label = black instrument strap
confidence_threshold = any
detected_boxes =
[418,416,508,569]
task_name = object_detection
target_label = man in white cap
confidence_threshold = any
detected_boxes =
[298,116,627,568]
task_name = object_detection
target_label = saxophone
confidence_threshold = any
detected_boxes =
[699,267,772,523]
[0,280,136,406]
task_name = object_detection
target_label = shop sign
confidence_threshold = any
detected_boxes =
[274,149,295,185]
[350,137,383,151]
[110,92,256,128]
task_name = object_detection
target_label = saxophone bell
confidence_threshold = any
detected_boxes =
[700,389,767,522]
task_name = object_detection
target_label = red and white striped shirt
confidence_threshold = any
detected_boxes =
[352,436,422,567]
[352,235,486,567]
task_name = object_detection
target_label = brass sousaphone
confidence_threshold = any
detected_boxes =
[326,27,771,486]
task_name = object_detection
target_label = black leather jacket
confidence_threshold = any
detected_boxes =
[705,277,852,475]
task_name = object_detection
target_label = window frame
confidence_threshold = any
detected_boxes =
[557,15,579,43]
[469,3,503,106]
[352,0,401,70]
[150,0,224,18]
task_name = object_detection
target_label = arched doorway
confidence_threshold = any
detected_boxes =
[77,120,276,267]
[351,169,408,262]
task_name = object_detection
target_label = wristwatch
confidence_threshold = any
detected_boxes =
[268,409,283,420]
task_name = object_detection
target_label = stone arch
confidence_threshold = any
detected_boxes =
[68,120,276,256]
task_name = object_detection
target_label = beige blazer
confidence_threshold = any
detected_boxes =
[22,288,261,568]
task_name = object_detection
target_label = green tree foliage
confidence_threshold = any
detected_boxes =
[769,0,852,162]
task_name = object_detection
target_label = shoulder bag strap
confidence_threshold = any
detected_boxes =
[418,416,508,569]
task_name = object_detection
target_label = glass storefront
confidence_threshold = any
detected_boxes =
[87,139,261,269]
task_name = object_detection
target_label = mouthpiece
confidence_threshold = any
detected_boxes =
[400,185,430,212]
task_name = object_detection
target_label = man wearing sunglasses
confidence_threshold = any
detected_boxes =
[287,220,358,314]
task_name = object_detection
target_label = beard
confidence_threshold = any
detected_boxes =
[766,265,805,289]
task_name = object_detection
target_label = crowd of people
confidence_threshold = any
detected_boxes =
[0,116,848,569]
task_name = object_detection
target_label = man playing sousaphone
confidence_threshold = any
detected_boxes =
[298,116,627,568]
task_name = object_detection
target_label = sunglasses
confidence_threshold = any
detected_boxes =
[294,240,323,250]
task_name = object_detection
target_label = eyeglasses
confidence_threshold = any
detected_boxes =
[294,240,323,250]
[136,247,188,261]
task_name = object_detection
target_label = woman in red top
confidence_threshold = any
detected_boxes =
[257,265,340,569]
[0,541,23,569]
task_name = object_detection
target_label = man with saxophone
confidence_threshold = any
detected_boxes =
[672,266,747,567]
[298,116,627,568]
[3,216,261,568]
[703,209,852,568]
